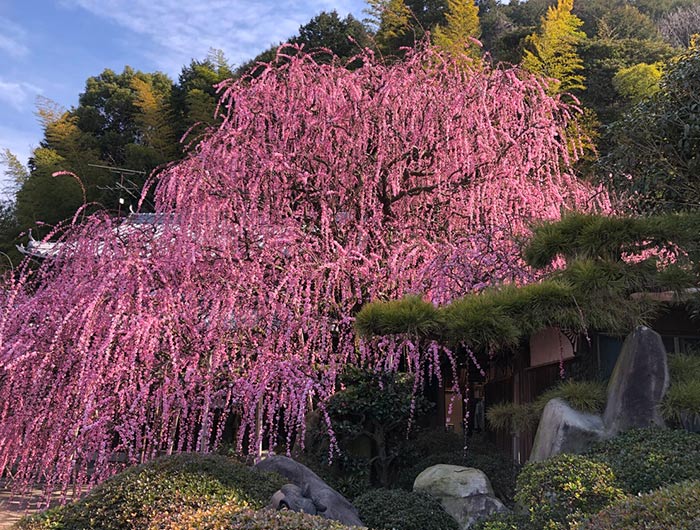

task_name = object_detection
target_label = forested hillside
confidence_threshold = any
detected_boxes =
[1,0,699,270]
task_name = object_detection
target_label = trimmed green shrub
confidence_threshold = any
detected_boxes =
[305,368,433,491]
[467,452,521,508]
[152,501,356,530]
[409,428,465,456]
[581,480,700,530]
[515,454,624,529]
[15,453,286,530]
[354,488,458,530]
[471,512,530,530]
[585,428,700,494]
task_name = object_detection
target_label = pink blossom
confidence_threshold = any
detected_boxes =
[0,45,610,494]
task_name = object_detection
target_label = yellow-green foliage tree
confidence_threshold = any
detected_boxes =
[433,0,482,59]
[131,77,177,161]
[612,62,663,103]
[522,0,586,94]
[366,0,412,56]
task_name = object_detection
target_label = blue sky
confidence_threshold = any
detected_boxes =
[0,0,367,195]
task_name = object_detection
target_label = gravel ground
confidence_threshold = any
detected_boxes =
[0,484,79,529]
[0,489,44,529]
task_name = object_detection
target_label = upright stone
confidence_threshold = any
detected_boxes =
[603,326,669,434]
[529,398,605,462]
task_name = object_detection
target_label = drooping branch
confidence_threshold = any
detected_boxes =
[0,44,610,494]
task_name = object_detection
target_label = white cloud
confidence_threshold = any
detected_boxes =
[63,0,366,74]
[0,17,30,58]
[0,80,42,111]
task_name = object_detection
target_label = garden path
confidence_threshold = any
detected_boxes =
[0,483,79,529]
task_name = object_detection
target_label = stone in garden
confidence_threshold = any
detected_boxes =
[413,464,507,529]
[254,455,363,527]
[603,326,669,434]
[268,483,327,515]
[442,494,508,530]
[529,398,605,462]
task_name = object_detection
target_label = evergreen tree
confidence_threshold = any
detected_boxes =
[366,0,413,56]
[604,43,700,212]
[236,12,370,74]
[433,0,482,58]
[14,70,178,239]
[171,52,233,149]
[522,0,586,94]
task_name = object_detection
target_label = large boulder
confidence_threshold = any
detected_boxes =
[413,464,507,529]
[603,326,669,435]
[268,483,327,515]
[254,455,363,527]
[529,398,606,462]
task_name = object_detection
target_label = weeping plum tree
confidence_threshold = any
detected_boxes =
[0,44,609,492]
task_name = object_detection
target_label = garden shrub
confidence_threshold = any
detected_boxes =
[668,353,700,384]
[515,454,624,529]
[486,402,537,433]
[305,368,433,490]
[15,453,286,530]
[581,480,700,530]
[409,428,465,456]
[353,488,458,530]
[585,428,700,494]
[662,380,700,423]
[663,353,700,424]
[467,452,521,508]
[154,501,355,530]
[292,448,371,502]
[393,428,467,491]
[487,381,606,436]
[531,380,606,418]
[396,451,467,491]
[471,512,530,530]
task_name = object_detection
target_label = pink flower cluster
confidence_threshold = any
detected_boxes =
[0,45,609,494]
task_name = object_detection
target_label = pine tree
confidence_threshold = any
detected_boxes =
[522,0,586,94]
[433,0,482,59]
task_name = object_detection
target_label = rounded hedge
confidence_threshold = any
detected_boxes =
[354,488,458,530]
[15,453,286,530]
[585,428,700,494]
[515,454,624,529]
[581,480,700,530]
[151,501,355,529]
[470,512,530,530]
